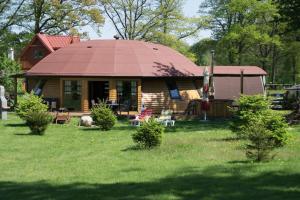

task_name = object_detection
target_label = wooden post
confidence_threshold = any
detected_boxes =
[240,69,244,94]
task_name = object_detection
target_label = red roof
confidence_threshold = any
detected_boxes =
[25,39,267,77]
[37,33,80,51]
[211,66,267,75]
[26,40,202,77]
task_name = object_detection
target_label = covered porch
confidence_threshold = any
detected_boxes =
[27,77,142,113]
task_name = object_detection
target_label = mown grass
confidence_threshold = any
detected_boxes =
[0,113,299,200]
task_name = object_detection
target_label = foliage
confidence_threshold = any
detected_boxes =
[230,95,270,137]
[132,118,164,148]
[101,0,205,40]
[16,0,105,35]
[196,0,300,84]
[0,0,25,34]
[244,120,276,162]
[25,111,53,135]
[91,102,117,131]
[230,95,289,147]
[0,54,21,93]
[15,92,48,120]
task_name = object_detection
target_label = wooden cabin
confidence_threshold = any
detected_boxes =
[21,34,267,117]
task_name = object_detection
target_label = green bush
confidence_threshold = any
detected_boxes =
[26,111,53,135]
[230,95,270,137]
[132,118,164,148]
[91,102,116,131]
[245,120,276,162]
[230,95,289,147]
[16,92,48,120]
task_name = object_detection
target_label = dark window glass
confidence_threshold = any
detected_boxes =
[117,80,138,111]
[33,49,44,59]
[166,80,181,99]
[63,80,82,111]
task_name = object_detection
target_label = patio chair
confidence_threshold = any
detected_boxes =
[130,108,153,126]
[55,110,70,124]
[51,101,57,112]
[156,109,175,127]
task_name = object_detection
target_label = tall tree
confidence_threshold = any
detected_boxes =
[199,0,281,71]
[100,0,160,40]
[100,0,204,40]
[16,0,105,35]
[0,0,25,34]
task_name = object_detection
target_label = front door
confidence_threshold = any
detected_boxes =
[88,81,109,108]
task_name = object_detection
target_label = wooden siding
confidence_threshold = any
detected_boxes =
[20,39,51,70]
[109,79,117,101]
[42,79,60,98]
[82,80,89,112]
[142,79,201,114]
[27,78,60,99]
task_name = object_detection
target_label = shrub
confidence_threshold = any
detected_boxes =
[26,111,53,135]
[245,120,276,162]
[132,118,164,148]
[230,95,270,138]
[91,102,116,131]
[230,95,289,147]
[16,92,48,120]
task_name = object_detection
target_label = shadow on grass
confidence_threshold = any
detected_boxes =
[5,123,27,127]
[121,145,143,151]
[0,165,299,200]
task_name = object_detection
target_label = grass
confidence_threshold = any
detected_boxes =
[0,113,300,200]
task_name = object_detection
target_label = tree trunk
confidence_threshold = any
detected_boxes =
[292,55,297,84]
[271,45,277,83]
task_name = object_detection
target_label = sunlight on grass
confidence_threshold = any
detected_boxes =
[0,113,299,200]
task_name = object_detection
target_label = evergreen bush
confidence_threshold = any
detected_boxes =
[245,120,276,162]
[91,102,117,131]
[26,111,53,135]
[132,118,164,148]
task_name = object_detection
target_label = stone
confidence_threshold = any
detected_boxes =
[80,115,93,127]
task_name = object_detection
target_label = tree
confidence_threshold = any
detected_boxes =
[100,0,204,40]
[16,0,105,35]
[0,0,25,34]
[100,0,159,40]
[0,54,21,93]
[198,0,285,84]
[275,0,300,31]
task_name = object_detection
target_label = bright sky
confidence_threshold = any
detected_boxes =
[85,0,211,45]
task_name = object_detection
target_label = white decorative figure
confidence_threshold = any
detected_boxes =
[0,85,8,120]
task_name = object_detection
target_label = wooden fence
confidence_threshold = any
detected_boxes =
[186,99,233,118]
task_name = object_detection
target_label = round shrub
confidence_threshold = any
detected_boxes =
[91,103,117,131]
[132,118,164,148]
[16,92,48,120]
[230,95,289,147]
[26,111,53,135]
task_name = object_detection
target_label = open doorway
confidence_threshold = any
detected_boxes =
[88,81,109,108]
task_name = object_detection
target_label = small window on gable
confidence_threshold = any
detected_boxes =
[33,49,44,59]
[166,80,181,99]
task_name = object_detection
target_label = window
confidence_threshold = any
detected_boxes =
[33,49,44,59]
[63,80,82,111]
[117,80,138,111]
[166,80,181,99]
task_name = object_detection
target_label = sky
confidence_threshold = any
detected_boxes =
[85,0,211,45]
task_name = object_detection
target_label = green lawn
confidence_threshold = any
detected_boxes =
[0,113,300,200]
